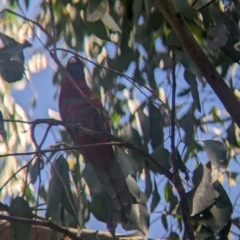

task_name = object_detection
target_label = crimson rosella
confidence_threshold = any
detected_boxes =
[58,56,131,233]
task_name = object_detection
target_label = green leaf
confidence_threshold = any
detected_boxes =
[122,203,150,236]
[148,103,163,149]
[0,60,25,83]
[29,157,42,184]
[161,214,168,231]
[227,122,240,147]
[0,32,31,62]
[9,197,33,240]
[164,181,178,209]
[207,20,228,50]
[179,118,194,144]
[136,107,150,143]
[145,170,152,199]
[193,180,232,234]
[216,220,231,240]
[176,150,189,180]
[85,20,109,41]
[0,110,6,141]
[150,179,161,212]
[86,0,108,22]
[203,140,228,183]
[39,186,47,202]
[213,14,240,62]
[187,164,219,216]
[175,49,203,83]
[101,13,121,33]
[172,0,197,19]
[121,123,143,148]
[126,175,141,202]
[46,155,76,218]
[151,145,171,173]
[116,148,136,177]
[167,30,182,48]
[183,70,201,112]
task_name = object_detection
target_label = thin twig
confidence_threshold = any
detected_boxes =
[170,53,177,174]
[167,40,195,240]
[196,0,216,11]
[0,157,34,191]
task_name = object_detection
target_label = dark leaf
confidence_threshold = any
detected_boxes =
[0,32,31,62]
[188,164,219,216]
[126,175,141,202]
[172,0,196,18]
[29,156,42,184]
[175,49,203,83]
[161,214,168,231]
[216,220,231,240]
[203,140,228,183]
[151,145,171,173]
[0,110,6,141]
[176,150,189,181]
[9,197,33,240]
[164,181,178,210]
[227,122,240,147]
[46,155,76,219]
[179,118,194,145]
[116,148,136,177]
[148,103,163,149]
[85,20,109,41]
[167,30,182,48]
[183,70,201,112]
[145,170,152,199]
[150,179,161,213]
[86,0,108,22]
[0,60,25,83]
[122,203,149,236]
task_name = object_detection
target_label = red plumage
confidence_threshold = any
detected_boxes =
[58,56,131,232]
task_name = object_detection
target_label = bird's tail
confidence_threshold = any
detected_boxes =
[93,158,131,234]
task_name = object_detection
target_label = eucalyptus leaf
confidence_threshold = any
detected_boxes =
[101,13,121,33]
[179,118,194,144]
[86,0,108,22]
[203,140,228,183]
[150,179,161,213]
[29,157,41,184]
[122,203,149,236]
[0,110,6,141]
[151,145,171,173]
[126,175,141,202]
[9,197,33,240]
[187,164,219,216]
[183,70,201,112]
[172,0,197,19]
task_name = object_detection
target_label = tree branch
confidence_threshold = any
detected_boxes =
[154,0,240,129]
[1,118,174,181]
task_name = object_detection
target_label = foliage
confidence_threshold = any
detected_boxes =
[0,0,240,239]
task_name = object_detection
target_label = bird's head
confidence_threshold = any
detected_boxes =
[66,56,85,79]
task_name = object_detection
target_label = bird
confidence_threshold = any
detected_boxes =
[58,56,131,233]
